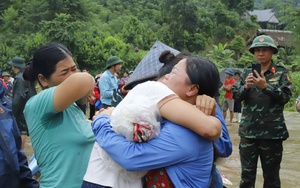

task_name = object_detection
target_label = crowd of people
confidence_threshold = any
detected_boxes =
[0,34,296,188]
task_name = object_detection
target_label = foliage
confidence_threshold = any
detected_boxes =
[280,6,300,54]
[288,56,300,72]
[285,71,300,111]
[206,43,236,69]
[0,0,299,77]
[276,47,295,67]
[223,0,255,15]
[121,16,149,49]
[229,35,246,61]
[238,51,255,68]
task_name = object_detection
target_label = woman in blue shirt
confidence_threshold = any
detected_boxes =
[92,55,221,187]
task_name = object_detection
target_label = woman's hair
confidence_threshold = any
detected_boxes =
[158,50,219,97]
[158,50,189,79]
[23,43,72,83]
[185,56,220,97]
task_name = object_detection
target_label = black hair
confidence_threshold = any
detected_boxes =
[158,50,189,78]
[23,43,72,84]
[234,72,241,76]
[185,56,220,97]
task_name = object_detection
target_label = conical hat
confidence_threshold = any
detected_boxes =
[124,40,180,90]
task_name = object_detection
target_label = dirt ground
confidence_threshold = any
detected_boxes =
[24,111,300,187]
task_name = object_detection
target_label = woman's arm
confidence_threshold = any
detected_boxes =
[159,98,221,141]
[53,72,94,112]
[92,113,207,171]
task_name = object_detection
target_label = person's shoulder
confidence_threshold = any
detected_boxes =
[135,81,165,90]
[101,70,108,76]
[29,87,55,103]
[99,71,109,80]
[274,64,289,71]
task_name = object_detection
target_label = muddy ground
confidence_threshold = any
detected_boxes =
[219,111,300,187]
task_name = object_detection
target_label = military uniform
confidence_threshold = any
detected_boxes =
[232,61,292,188]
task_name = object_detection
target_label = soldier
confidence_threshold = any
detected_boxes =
[232,35,292,188]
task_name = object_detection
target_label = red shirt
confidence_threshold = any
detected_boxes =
[93,83,100,100]
[224,78,235,99]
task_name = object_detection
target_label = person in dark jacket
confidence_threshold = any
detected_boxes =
[0,80,39,188]
[9,56,37,149]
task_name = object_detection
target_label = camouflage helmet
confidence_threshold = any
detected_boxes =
[249,35,278,54]
[105,56,123,69]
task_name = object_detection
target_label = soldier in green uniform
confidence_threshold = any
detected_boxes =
[232,35,292,188]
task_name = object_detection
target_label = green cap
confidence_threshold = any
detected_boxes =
[106,56,123,69]
[2,72,10,77]
[249,35,278,54]
[9,56,25,68]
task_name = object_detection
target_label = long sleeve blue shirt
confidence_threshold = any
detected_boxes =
[214,104,232,157]
[92,114,214,188]
[98,70,118,106]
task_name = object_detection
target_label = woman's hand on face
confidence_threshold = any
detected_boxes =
[196,94,217,116]
[93,107,115,120]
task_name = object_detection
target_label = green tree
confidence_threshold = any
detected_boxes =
[161,0,199,51]
[121,16,148,49]
[229,35,246,60]
[40,13,81,49]
[238,50,255,68]
[222,0,254,15]
[206,43,236,69]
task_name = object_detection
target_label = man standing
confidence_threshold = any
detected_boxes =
[9,56,36,149]
[222,68,235,123]
[98,56,123,108]
[232,35,292,188]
